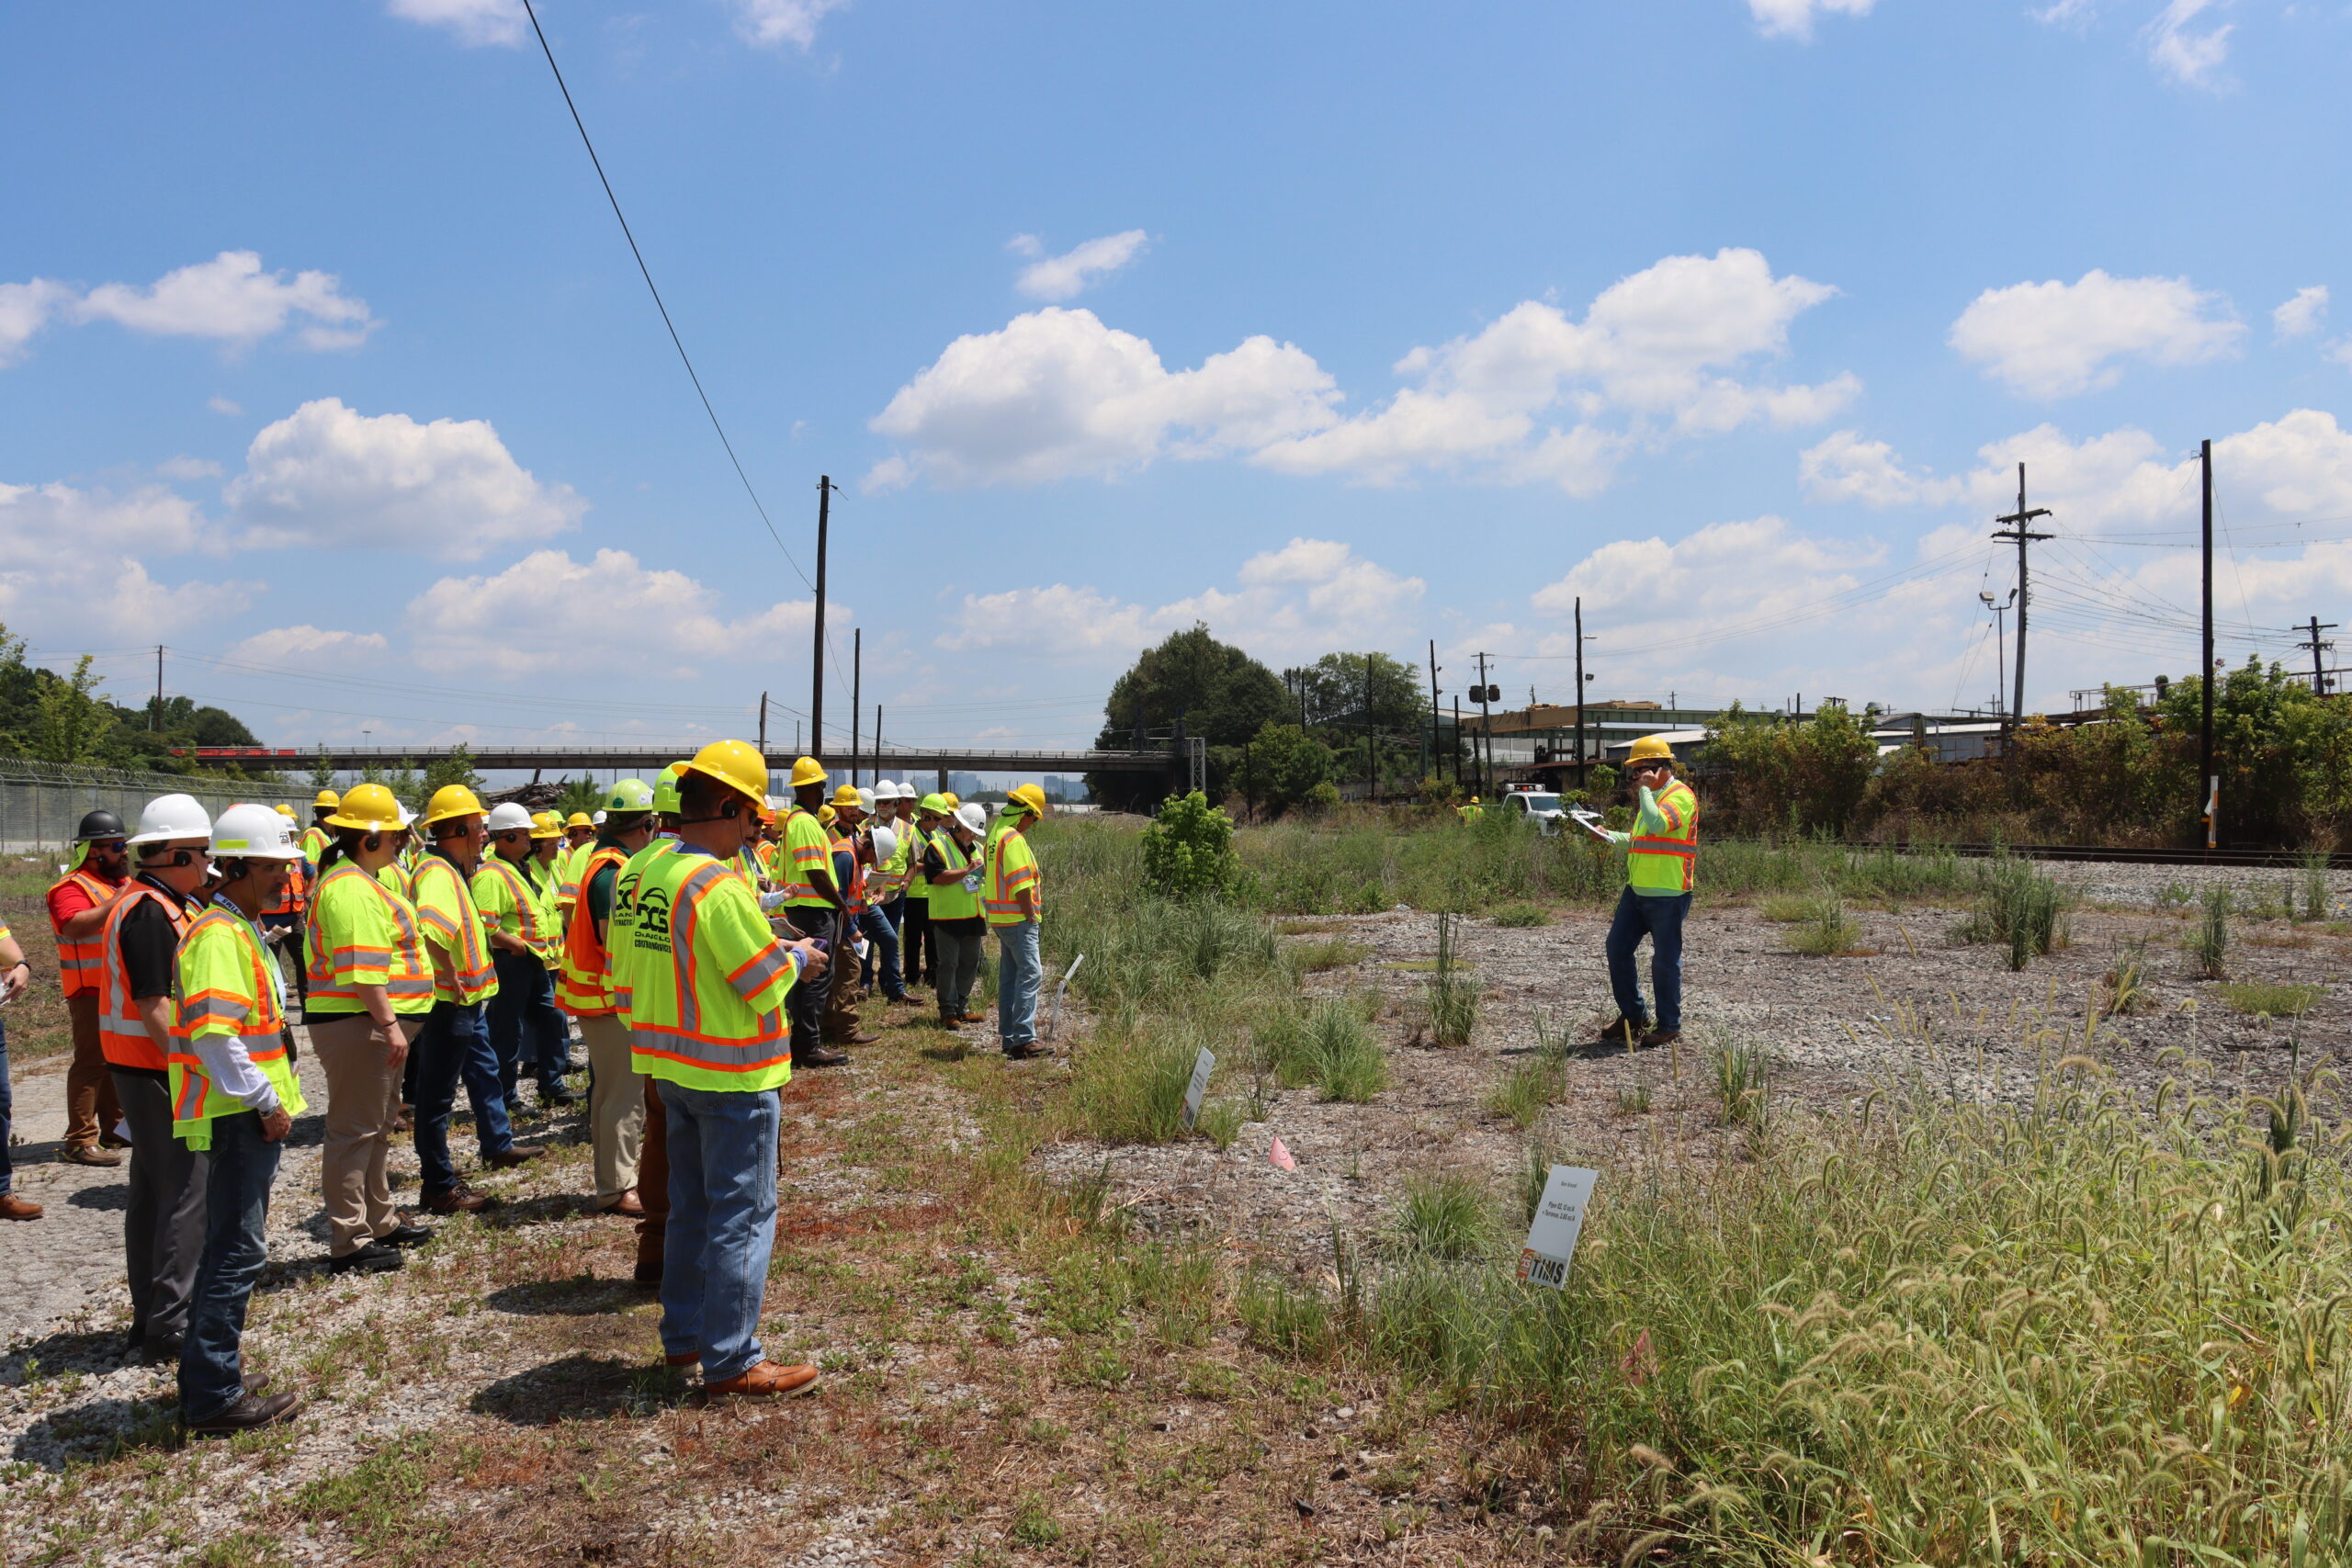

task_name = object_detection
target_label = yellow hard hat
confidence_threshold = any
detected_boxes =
[326,782,404,831]
[313,789,341,809]
[683,739,769,806]
[1471,795,1481,804]
[943,792,960,808]
[1626,735,1675,765]
[273,803,296,818]
[1006,783,1048,818]
[423,784,488,825]
[819,804,837,825]
[830,783,864,809]
[529,810,563,840]
[787,755,827,789]
[565,812,593,829]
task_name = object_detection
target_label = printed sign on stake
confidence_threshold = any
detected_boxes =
[1516,1166,1598,1290]
[1179,1045,1216,1133]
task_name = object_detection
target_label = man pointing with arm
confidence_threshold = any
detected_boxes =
[1596,736,1698,1050]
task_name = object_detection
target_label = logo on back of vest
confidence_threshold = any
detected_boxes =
[632,886,673,946]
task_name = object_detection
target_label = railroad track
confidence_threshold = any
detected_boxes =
[1834,842,2346,871]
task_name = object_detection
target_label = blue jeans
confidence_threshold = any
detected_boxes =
[857,906,904,1001]
[178,1110,282,1424]
[412,1000,513,1194]
[1606,887,1690,1033]
[0,1022,13,1195]
[655,1079,779,1382]
[995,919,1042,1053]
[489,952,568,1095]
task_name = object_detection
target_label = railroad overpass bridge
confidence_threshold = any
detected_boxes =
[184,744,1184,785]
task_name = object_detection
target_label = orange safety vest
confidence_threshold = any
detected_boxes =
[262,854,309,917]
[1627,779,1700,895]
[49,867,124,999]
[556,844,629,1017]
[97,882,196,1071]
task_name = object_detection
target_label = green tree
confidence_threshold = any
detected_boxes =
[1228,721,1333,815]
[555,775,604,818]
[1140,791,1238,897]
[1287,651,1422,733]
[28,655,117,764]
[1705,700,1878,835]
[422,745,485,802]
[1091,625,1288,808]
[308,746,337,793]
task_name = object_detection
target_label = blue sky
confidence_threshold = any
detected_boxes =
[6,0,2350,756]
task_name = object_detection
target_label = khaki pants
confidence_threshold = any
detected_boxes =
[578,1013,644,1201]
[63,992,123,1150]
[311,1012,403,1258]
[821,922,866,1041]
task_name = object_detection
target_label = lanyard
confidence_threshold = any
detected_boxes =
[210,894,287,1017]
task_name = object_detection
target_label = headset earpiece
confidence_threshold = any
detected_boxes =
[721,798,741,820]
[363,833,383,853]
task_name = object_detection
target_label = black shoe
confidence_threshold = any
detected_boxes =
[486,1143,548,1168]
[1591,1015,1647,1046]
[330,1242,403,1275]
[537,1083,580,1106]
[1004,1043,1055,1060]
[142,1335,185,1365]
[187,1390,300,1435]
[380,1224,434,1247]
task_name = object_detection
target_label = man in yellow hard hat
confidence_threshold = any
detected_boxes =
[984,784,1050,1058]
[411,784,540,1214]
[303,791,338,868]
[820,784,878,1048]
[611,740,827,1398]
[1595,736,1699,1049]
[1457,795,1484,824]
[768,758,850,1068]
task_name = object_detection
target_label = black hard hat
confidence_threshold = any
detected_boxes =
[75,808,128,842]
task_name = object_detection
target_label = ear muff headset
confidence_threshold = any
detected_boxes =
[363,833,384,854]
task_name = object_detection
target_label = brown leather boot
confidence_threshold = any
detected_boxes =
[424,1184,491,1214]
[704,1361,820,1398]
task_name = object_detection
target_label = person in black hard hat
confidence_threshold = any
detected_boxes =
[47,808,133,1166]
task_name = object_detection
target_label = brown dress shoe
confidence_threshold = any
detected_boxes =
[959,1012,989,1025]
[0,1193,43,1221]
[662,1350,699,1367]
[704,1361,820,1398]
[598,1190,645,1218]
[1638,1027,1680,1049]
[187,1390,300,1435]
[485,1143,548,1168]
[58,1144,124,1168]
[794,1045,849,1067]
[822,1031,880,1046]
[424,1184,491,1214]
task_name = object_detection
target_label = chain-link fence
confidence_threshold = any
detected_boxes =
[0,758,300,857]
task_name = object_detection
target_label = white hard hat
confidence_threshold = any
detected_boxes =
[855,787,876,814]
[868,824,898,864]
[397,806,418,829]
[953,802,988,836]
[486,802,535,833]
[129,793,212,847]
[210,803,301,861]
[592,809,607,826]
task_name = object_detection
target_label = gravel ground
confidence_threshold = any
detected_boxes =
[1036,858,2350,1268]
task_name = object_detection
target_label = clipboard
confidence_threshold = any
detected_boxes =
[1566,807,1615,843]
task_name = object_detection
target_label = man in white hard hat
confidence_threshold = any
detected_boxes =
[476,802,575,1111]
[172,805,309,1433]
[98,794,216,1361]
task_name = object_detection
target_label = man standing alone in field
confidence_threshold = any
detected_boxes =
[1596,736,1697,1050]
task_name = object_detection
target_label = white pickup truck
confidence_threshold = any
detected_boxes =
[1500,788,1566,835]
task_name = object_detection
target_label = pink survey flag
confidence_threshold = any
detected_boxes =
[1268,1136,1296,1171]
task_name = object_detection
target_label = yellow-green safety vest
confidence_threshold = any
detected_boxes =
[413,853,500,1005]
[171,905,309,1150]
[1626,779,1699,895]
[612,845,800,1092]
[307,860,435,1016]
[926,829,982,920]
[982,823,1040,925]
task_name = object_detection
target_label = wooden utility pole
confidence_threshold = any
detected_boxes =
[851,627,862,787]
[1991,463,2052,761]
[1451,697,1462,787]
[1427,640,1442,792]
[1573,598,1586,791]
[2201,439,2216,850]
[757,691,767,753]
[874,705,884,782]
[1474,651,1495,796]
[2298,615,2337,695]
[811,476,832,758]
[1363,654,1376,804]
[153,646,164,729]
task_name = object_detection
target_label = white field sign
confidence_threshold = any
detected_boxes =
[1516,1166,1599,1290]
[1180,1046,1216,1132]
[1046,953,1085,1041]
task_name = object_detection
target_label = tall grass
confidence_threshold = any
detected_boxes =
[1309,1067,2352,1564]
[1955,852,2068,969]
[2192,886,2232,978]
[1424,910,1480,1048]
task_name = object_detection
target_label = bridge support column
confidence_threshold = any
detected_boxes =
[936,766,948,795]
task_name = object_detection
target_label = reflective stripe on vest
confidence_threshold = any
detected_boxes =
[777,807,832,906]
[982,829,1040,923]
[926,830,981,920]
[413,856,498,1004]
[557,844,629,1017]
[615,854,796,1091]
[97,883,194,1071]
[477,854,549,952]
[306,861,435,1013]
[169,907,307,1147]
[1626,781,1699,895]
[49,868,121,998]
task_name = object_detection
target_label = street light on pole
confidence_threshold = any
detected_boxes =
[1979,589,2017,717]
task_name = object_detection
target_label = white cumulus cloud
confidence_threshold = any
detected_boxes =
[866,307,1340,488]
[0,481,250,641]
[732,0,849,50]
[1011,231,1151,301]
[226,626,393,664]
[1747,0,1875,40]
[74,251,377,351]
[1257,248,1854,489]
[1949,269,2242,398]
[0,280,72,367]
[404,548,821,678]
[386,0,527,47]
[225,398,584,559]
[940,538,1424,665]
[2274,286,2328,341]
